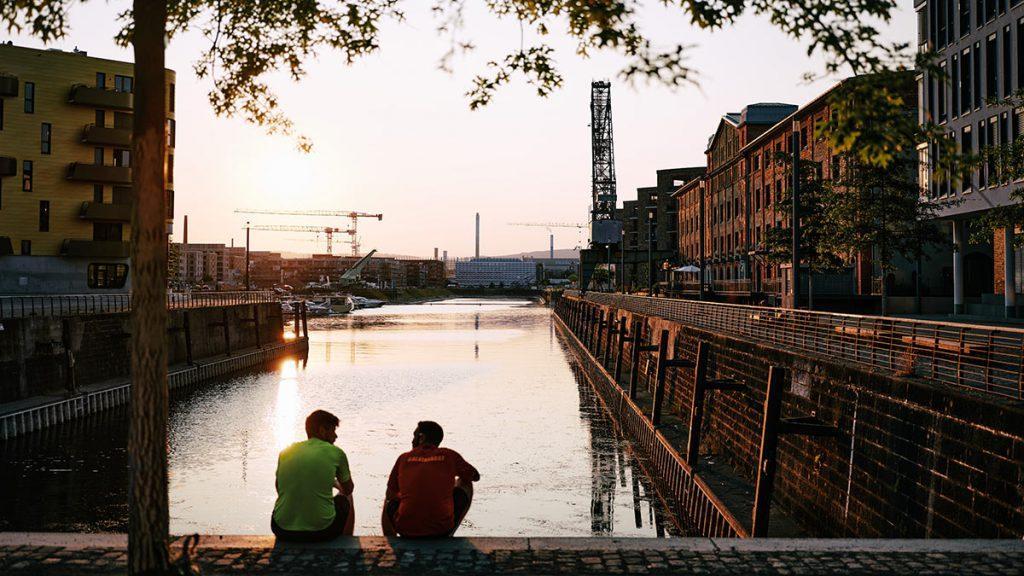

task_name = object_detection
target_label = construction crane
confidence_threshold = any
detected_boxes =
[247,224,352,255]
[507,222,587,256]
[235,209,383,256]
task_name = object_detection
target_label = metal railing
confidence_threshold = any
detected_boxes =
[0,291,277,319]
[568,291,1024,400]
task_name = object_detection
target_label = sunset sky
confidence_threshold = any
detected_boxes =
[7,1,914,258]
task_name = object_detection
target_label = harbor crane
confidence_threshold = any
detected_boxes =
[246,224,352,255]
[235,208,383,256]
[507,222,588,256]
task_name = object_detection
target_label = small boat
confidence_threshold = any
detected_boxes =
[327,296,355,315]
[350,296,385,309]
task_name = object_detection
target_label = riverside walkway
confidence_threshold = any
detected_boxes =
[1,534,1022,575]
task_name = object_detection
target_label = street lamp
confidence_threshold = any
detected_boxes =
[790,119,801,309]
[245,221,251,291]
[647,206,656,294]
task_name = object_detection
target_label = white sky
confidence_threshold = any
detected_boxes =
[4,1,916,258]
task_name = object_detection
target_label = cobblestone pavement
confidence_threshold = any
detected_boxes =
[2,536,1023,575]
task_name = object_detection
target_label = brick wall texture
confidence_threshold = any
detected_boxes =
[560,296,1023,538]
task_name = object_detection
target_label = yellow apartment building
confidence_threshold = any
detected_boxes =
[0,42,175,293]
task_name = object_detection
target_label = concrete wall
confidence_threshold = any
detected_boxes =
[0,255,131,294]
[0,302,284,402]
[564,296,1023,538]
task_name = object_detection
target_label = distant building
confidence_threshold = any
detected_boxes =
[0,43,176,294]
[249,251,283,288]
[173,243,244,287]
[454,258,537,287]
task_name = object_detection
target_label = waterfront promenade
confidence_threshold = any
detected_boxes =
[1,534,1022,575]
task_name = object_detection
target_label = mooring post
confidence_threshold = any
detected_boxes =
[686,341,710,462]
[252,304,262,349]
[586,307,595,349]
[628,320,644,400]
[650,330,670,426]
[595,311,605,354]
[293,307,300,339]
[614,317,627,384]
[301,301,309,339]
[183,311,194,366]
[603,313,616,366]
[222,307,232,357]
[752,366,785,537]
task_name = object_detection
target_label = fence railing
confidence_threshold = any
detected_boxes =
[568,291,1024,400]
[0,291,278,319]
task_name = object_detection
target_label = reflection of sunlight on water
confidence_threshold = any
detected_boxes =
[273,359,300,450]
[283,330,296,341]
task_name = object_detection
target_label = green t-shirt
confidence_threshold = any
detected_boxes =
[272,438,351,531]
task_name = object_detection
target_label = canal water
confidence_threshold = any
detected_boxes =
[0,299,675,537]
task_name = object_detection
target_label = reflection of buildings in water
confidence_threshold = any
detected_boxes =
[475,313,480,359]
[570,361,677,536]
[241,429,248,484]
[324,340,332,364]
[350,338,356,365]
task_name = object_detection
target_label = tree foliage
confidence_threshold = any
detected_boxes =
[3,0,909,148]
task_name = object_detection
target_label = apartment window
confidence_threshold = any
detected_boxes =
[167,118,176,148]
[1004,26,1013,98]
[974,43,983,108]
[946,0,955,44]
[169,83,175,112]
[167,154,174,183]
[114,111,132,129]
[96,72,106,88]
[987,116,998,186]
[38,200,49,232]
[937,60,946,121]
[962,48,973,115]
[928,74,937,121]
[20,240,30,255]
[95,109,105,127]
[94,147,104,165]
[961,0,972,36]
[977,0,985,27]
[93,223,123,242]
[87,263,128,289]
[936,0,948,47]
[987,34,998,100]
[114,148,131,168]
[40,122,51,155]
[113,186,131,205]
[24,81,34,113]
[952,55,960,118]
[1019,19,1024,92]
[962,125,974,192]
[1001,111,1010,182]
[986,0,995,22]
[114,75,134,93]
[979,120,989,187]
[22,160,32,192]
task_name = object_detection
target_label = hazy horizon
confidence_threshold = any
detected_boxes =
[5,1,914,258]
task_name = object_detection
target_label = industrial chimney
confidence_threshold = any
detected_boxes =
[550,234,554,260]
[183,214,189,245]
[475,213,480,259]
[434,247,439,260]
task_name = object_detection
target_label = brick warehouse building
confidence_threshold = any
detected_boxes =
[917,0,1024,317]
[674,79,919,305]
[0,43,176,293]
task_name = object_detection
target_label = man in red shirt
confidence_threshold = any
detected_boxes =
[382,421,480,537]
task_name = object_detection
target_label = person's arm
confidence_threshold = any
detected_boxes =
[452,451,480,483]
[385,457,401,500]
[335,449,354,495]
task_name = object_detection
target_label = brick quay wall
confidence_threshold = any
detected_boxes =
[555,294,1023,539]
[0,302,286,402]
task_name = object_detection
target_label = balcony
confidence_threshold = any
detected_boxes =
[82,124,131,147]
[61,239,130,259]
[79,201,131,222]
[66,162,132,184]
[68,84,133,110]
[0,74,17,97]
[0,156,15,177]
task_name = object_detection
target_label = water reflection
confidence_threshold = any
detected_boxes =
[0,299,678,536]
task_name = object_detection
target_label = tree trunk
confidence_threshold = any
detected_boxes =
[807,273,814,311]
[128,1,170,574]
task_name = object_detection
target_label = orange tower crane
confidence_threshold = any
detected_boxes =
[246,224,352,255]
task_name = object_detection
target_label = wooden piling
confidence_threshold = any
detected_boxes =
[686,341,710,462]
[628,319,643,400]
[603,313,616,365]
[651,329,669,426]
[252,304,262,349]
[183,311,194,365]
[752,366,785,537]
[614,317,627,384]
[222,307,232,356]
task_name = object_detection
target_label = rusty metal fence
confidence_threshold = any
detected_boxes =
[0,291,278,319]
[569,291,1024,400]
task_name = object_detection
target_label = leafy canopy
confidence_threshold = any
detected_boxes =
[2,0,906,149]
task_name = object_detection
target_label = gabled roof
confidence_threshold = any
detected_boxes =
[706,102,798,153]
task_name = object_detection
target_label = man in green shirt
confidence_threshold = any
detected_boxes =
[272,410,355,541]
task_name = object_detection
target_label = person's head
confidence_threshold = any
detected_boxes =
[412,421,444,448]
[305,410,340,444]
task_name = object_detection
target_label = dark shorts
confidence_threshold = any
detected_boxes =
[271,494,350,542]
[386,486,471,538]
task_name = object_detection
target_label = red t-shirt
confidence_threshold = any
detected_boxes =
[387,446,479,537]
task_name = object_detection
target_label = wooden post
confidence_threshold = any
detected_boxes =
[603,313,616,365]
[594,311,605,354]
[651,330,669,426]
[252,304,262,349]
[628,319,643,400]
[686,341,710,462]
[614,317,627,384]
[752,366,786,537]
[292,308,300,339]
[222,307,232,357]
[585,307,594,348]
[300,300,309,339]
[183,311,194,366]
